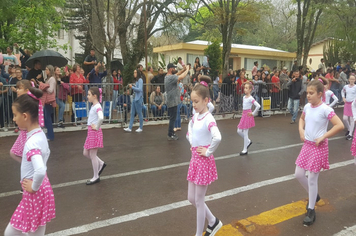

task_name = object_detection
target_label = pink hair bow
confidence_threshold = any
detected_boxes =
[200,81,208,87]
[27,91,44,127]
[31,81,35,87]
[99,88,102,103]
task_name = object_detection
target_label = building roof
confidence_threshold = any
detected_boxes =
[153,40,296,59]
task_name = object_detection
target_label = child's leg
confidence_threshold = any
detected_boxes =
[28,226,46,236]
[349,116,355,135]
[294,166,308,192]
[83,148,90,159]
[307,172,320,209]
[237,128,244,138]
[242,129,250,152]
[4,223,24,236]
[89,149,100,181]
[188,182,215,236]
[343,115,350,132]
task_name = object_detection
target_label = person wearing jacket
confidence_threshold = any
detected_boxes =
[150,86,166,120]
[39,65,56,141]
[287,70,303,124]
[55,67,70,128]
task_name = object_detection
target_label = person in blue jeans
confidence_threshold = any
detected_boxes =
[124,70,143,132]
[287,70,303,124]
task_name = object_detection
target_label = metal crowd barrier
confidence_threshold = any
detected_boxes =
[0,81,295,131]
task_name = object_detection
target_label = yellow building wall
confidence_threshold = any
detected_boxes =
[307,42,326,71]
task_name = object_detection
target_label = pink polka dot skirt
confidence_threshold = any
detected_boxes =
[10,175,55,233]
[295,139,329,173]
[187,146,218,185]
[238,109,255,130]
[351,130,356,156]
[84,126,104,150]
[10,130,27,157]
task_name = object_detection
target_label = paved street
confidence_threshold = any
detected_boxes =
[1,108,356,236]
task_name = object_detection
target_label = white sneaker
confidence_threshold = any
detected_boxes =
[135,128,143,133]
[124,127,132,132]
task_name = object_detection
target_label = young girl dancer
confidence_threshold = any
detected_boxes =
[10,80,35,163]
[187,78,222,236]
[192,76,215,116]
[237,82,261,155]
[83,87,106,185]
[342,75,356,140]
[323,80,338,108]
[5,87,56,236]
[295,78,343,226]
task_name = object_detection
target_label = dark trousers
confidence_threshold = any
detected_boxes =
[44,104,54,140]
[168,106,177,136]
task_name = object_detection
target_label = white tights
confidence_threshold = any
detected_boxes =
[4,224,46,236]
[237,128,250,152]
[83,148,104,181]
[294,166,320,209]
[188,181,215,236]
[343,115,355,134]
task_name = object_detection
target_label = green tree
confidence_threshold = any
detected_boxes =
[204,41,222,79]
[0,0,65,51]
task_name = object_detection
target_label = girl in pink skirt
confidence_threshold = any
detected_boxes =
[237,82,260,155]
[341,75,356,140]
[10,80,35,163]
[187,78,222,236]
[83,87,106,185]
[5,87,55,236]
[295,78,343,226]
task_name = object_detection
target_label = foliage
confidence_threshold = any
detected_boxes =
[204,41,222,78]
[158,54,166,69]
[0,0,65,52]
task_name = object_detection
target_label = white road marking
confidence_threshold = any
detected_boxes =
[0,136,346,198]
[47,158,354,235]
[334,225,356,235]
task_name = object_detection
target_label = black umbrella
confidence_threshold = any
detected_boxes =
[26,50,68,70]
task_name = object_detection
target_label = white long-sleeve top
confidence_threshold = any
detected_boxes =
[324,90,338,107]
[342,84,356,102]
[243,95,261,116]
[21,128,50,191]
[192,101,214,115]
[188,111,221,157]
[87,103,104,129]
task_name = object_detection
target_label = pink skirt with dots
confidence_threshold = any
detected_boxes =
[295,139,329,173]
[187,146,218,185]
[238,109,255,130]
[84,126,104,150]
[10,175,55,233]
[10,130,27,157]
[351,130,356,156]
[344,102,353,116]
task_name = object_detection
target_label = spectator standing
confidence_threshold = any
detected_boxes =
[291,60,298,72]
[287,70,303,124]
[325,69,339,102]
[26,60,43,85]
[70,64,88,122]
[251,61,258,77]
[3,46,19,73]
[112,69,120,111]
[88,62,107,85]
[345,61,352,76]
[279,67,290,109]
[0,69,8,130]
[117,69,123,86]
[147,66,154,82]
[336,62,342,72]
[124,70,144,133]
[165,63,189,140]
[83,49,97,76]
[14,43,30,69]
[39,65,56,141]
[151,67,166,92]
[202,56,211,75]
[177,57,184,73]
[318,58,326,75]
[271,70,281,109]
[193,57,202,75]
[55,67,70,128]
[137,64,146,81]
[339,68,348,102]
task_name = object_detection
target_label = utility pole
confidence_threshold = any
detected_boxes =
[144,0,148,70]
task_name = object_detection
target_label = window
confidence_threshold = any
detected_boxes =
[187,54,204,66]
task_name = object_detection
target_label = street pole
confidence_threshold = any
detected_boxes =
[144,0,148,70]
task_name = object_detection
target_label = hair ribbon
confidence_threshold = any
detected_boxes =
[27,91,44,127]
[200,81,208,87]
